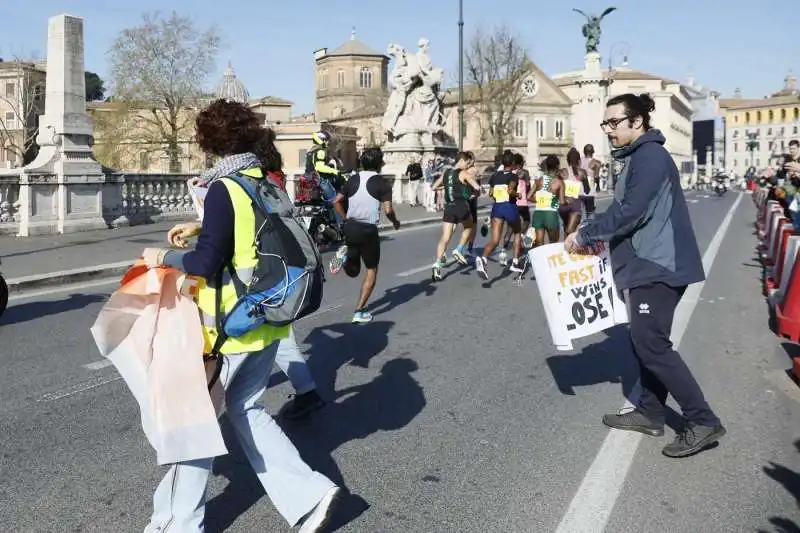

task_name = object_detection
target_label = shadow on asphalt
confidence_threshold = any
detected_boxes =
[206,320,424,532]
[759,439,800,533]
[368,280,437,316]
[544,324,687,432]
[0,293,106,326]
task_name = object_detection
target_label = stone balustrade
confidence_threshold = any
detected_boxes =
[0,174,22,234]
[0,168,419,237]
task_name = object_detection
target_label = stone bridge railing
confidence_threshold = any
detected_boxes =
[0,167,418,237]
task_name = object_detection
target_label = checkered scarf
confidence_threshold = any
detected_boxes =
[196,152,261,186]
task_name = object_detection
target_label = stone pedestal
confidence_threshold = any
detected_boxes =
[571,52,610,164]
[19,14,106,236]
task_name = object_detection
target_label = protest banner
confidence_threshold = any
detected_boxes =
[529,243,628,351]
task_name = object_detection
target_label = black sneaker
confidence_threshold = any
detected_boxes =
[279,390,325,420]
[602,408,665,437]
[662,422,726,458]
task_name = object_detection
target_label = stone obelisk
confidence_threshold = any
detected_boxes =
[20,14,106,235]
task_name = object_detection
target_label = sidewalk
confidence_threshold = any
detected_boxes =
[1,201,491,291]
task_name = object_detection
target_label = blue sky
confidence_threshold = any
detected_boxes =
[1,0,795,114]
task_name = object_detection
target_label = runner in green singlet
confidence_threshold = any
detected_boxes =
[430,151,481,281]
[531,155,564,247]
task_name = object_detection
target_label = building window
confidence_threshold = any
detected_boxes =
[795,108,799,120]
[139,152,150,171]
[768,128,773,136]
[769,141,774,150]
[337,70,345,88]
[555,119,564,140]
[5,83,14,98]
[320,69,328,90]
[745,112,751,123]
[513,117,525,138]
[359,67,373,89]
[769,110,774,122]
[782,109,788,121]
[782,141,786,151]
[33,84,43,101]
[5,148,16,164]
[757,111,762,123]
[733,143,738,152]
[733,130,739,138]
[781,127,785,135]
[535,118,545,138]
[734,115,739,123]
[4,111,15,129]
[795,126,799,135]
[733,159,737,167]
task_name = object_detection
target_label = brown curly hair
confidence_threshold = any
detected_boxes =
[195,99,283,172]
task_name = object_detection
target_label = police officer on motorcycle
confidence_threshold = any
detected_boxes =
[305,131,342,195]
[713,171,728,195]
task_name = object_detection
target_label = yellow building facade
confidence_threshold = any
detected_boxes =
[721,72,800,172]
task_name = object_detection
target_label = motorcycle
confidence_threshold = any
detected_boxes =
[296,202,343,247]
[0,257,7,319]
[294,173,344,247]
[713,175,728,196]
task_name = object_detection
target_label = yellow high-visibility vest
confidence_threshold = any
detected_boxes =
[195,167,288,354]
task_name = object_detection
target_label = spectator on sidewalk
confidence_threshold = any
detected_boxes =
[142,98,340,532]
[565,93,726,458]
[405,159,423,206]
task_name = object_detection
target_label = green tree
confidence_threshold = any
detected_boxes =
[85,71,105,101]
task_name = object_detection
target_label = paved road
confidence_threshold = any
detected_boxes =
[1,191,799,533]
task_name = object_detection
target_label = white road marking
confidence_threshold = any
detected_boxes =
[397,258,459,277]
[554,192,743,533]
[688,199,699,203]
[37,375,123,402]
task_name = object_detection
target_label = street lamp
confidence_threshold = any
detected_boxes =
[458,0,465,151]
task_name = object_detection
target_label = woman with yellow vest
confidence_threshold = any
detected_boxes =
[141,100,339,533]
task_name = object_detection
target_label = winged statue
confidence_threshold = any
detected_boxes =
[572,6,617,54]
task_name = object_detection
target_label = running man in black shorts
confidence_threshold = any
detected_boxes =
[430,151,481,281]
[330,147,401,323]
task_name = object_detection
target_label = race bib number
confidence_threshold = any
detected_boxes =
[493,184,510,202]
[535,190,553,209]
[565,181,581,199]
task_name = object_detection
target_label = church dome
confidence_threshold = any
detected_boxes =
[216,63,250,103]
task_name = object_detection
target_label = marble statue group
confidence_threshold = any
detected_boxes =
[381,38,447,150]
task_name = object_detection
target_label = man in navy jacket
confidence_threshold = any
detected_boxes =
[565,93,726,458]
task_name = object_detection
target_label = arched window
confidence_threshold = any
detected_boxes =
[782,109,787,121]
[337,70,345,88]
[745,112,751,123]
[513,117,525,138]
[794,107,799,120]
[757,110,762,122]
[769,110,774,122]
[359,67,373,89]
[319,69,328,90]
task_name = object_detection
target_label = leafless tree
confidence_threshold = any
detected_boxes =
[107,11,221,172]
[0,59,45,166]
[464,25,533,158]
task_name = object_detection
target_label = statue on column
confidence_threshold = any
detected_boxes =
[381,38,446,147]
[572,6,617,54]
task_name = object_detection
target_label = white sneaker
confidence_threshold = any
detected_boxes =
[475,256,489,280]
[298,486,341,533]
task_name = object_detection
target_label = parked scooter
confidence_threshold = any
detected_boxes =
[0,257,8,319]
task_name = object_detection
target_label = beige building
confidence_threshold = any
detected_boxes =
[89,64,357,175]
[316,34,573,166]
[0,60,46,168]
[553,55,694,172]
[720,72,800,173]
[314,31,389,122]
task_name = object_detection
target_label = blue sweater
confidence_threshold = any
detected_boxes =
[163,180,234,280]
[576,129,705,290]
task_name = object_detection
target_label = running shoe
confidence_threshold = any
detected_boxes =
[498,249,508,266]
[329,245,348,275]
[352,310,373,323]
[510,257,525,274]
[475,256,489,280]
[432,263,443,281]
[452,248,468,265]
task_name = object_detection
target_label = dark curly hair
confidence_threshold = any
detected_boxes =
[196,99,283,171]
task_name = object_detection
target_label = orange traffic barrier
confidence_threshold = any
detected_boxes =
[776,254,800,342]
[766,223,796,295]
